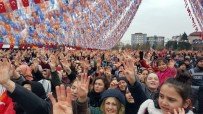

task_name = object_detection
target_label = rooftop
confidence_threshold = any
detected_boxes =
[189,32,203,36]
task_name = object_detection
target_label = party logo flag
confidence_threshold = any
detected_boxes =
[9,0,18,10]
[0,2,6,13]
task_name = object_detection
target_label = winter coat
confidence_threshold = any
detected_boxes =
[125,81,147,114]
[138,99,193,114]
[156,67,176,85]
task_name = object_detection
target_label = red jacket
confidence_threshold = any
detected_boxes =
[139,60,151,69]
[156,67,177,85]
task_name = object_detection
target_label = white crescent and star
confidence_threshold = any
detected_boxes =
[11,0,17,7]
[0,3,4,10]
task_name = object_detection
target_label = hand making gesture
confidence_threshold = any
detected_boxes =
[168,59,176,69]
[123,53,137,86]
[48,85,73,114]
[76,73,90,103]
[0,58,15,93]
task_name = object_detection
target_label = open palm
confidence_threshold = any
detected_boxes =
[48,85,73,114]
[77,73,90,102]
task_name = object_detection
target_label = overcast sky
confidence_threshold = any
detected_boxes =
[121,0,198,43]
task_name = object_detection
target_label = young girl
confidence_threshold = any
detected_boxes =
[156,58,176,85]
[138,69,193,114]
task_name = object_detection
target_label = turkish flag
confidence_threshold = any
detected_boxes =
[0,2,6,13]
[9,0,18,10]
[34,0,41,4]
[0,42,3,48]
[19,44,24,49]
[201,33,203,40]
[22,0,29,7]
[10,44,14,49]
[45,44,49,50]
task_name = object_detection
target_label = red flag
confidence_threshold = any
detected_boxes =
[19,44,22,49]
[34,0,41,4]
[0,2,6,13]
[24,44,28,49]
[10,44,14,49]
[201,33,203,40]
[22,0,29,7]
[0,42,3,48]
[9,0,18,10]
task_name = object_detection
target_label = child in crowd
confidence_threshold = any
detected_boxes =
[156,58,176,85]
[138,69,193,114]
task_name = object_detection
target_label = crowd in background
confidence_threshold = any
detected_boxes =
[0,48,203,114]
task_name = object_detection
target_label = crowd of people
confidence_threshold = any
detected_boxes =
[0,48,203,114]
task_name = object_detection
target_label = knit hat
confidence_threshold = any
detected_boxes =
[179,61,186,67]
[184,58,190,62]
[100,89,125,106]
[118,77,128,83]
[196,57,203,64]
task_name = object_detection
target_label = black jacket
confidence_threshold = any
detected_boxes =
[8,84,52,114]
[126,81,147,114]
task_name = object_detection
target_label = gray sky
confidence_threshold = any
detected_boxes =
[121,0,198,43]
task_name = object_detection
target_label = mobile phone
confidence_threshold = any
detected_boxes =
[139,51,144,60]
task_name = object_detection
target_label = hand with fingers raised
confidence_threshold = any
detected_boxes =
[0,59,16,93]
[168,108,185,114]
[123,55,136,86]
[76,73,90,103]
[0,59,12,85]
[61,57,71,75]
[31,58,39,72]
[48,85,73,114]
[48,55,57,72]
[109,79,119,89]
[168,59,176,69]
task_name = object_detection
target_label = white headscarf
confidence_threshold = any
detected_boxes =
[0,84,6,96]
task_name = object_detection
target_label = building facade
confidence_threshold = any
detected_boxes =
[147,35,164,46]
[131,33,164,47]
[188,32,203,50]
[131,33,147,45]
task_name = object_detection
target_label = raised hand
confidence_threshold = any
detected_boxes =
[48,55,57,72]
[80,60,89,73]
[0,59,12,85]
[168,59,176,69]
[48,85,73,114]
[31,58,39,72]
[0,59,16,93]
[60,56,71,75]
[109,79,119,89]
[11,64,21,80]
[123,54,136,86]
[76,73,90,103]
